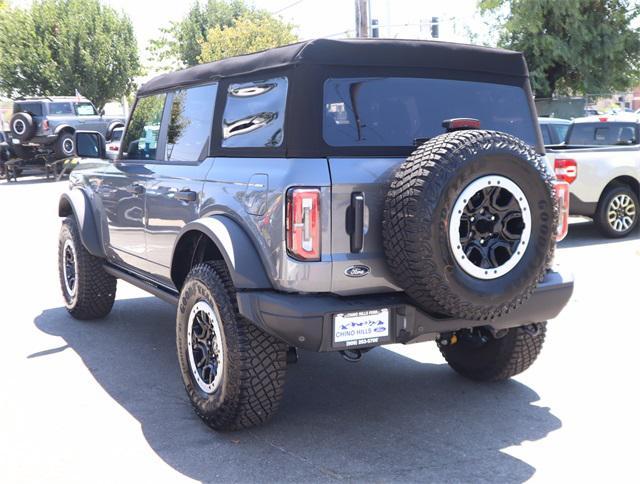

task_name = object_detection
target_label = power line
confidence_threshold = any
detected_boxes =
[271,0,306,15]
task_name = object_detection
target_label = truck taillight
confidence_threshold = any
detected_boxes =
[286,188,320,261]
[553,180,570,241]
[42,120,49,130]
[554,158,577,184]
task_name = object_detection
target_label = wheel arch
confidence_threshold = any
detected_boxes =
[58,190,105,258]
[170,216,272,291]
[54,124,75,136]
[106,121,125,140]
[601,175,640,199]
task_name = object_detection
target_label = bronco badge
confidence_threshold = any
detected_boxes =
[344,265,371,277]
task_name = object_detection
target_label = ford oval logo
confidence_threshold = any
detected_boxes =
[344,265,371,278]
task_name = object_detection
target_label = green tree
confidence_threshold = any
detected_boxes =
[479,0,640,98]
[198,12,297,63]
[0,0,140,109]
[149,0,251,68]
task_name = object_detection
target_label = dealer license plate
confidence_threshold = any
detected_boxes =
[333,309,389,347]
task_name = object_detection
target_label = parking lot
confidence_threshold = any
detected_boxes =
[1,176,638,483]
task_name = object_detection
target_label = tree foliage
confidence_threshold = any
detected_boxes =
[480,0,640,98]
[149,0,250,68]
[0,0,140,108]
[198,12,297,63]
[149,0,297,68]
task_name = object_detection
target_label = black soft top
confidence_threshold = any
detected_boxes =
[139,38,529,95]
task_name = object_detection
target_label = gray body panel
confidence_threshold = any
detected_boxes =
[328,157,403,295]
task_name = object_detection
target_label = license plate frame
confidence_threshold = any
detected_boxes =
[332,308,391,349]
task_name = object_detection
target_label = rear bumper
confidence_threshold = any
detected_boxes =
[237,269,574,352]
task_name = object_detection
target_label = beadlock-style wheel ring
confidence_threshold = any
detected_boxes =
[62,238,78,297]
[449,175,531,280]
[187,301,224,394]
[13,119,26,135]
[607,194,636,232]
[62,137,74,156]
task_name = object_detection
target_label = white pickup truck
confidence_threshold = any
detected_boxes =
[546,114,640,237]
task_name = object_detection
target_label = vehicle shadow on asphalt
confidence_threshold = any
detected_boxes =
[34,299,561,482]
[559,220,640,249]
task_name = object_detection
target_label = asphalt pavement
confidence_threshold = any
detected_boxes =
[0,176,638,483]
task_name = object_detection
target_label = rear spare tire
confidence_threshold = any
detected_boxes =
[10,112,35,142]
[383,130,556,320]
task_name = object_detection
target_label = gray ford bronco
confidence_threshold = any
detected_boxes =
[58,39,573,431]
[9,96,125,162]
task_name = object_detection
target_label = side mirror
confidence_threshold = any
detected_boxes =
[75,131,106,158]
[99,108,105,117]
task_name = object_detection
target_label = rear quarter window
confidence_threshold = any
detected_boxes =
[14,103,43,116]
[323,77,538,147]
[221,77,288,148]
[567,123,638,145]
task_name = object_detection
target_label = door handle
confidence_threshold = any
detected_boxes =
[126,183,145,195]
[346,192,365,253]
[174,189,197,202]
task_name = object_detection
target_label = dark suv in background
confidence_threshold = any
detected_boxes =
[9,96,125,162]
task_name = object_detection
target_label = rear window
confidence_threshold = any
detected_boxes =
[567,122,638,145]
[550,123,570,143]
[14,102,43,116]
[323,77,537,147]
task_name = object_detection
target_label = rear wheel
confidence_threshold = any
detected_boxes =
[595,185,638,238]
[58,217,117,319]
[176,261,287,430]
[438,323,546,381]
[54,132,75,160]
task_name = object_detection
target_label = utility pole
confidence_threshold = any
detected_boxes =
[355,0,369,37]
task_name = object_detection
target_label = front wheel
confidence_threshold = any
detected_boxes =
[438,323,546,381]
[58,217,117,319]
[176,261,287,430]
[595,185,638,238]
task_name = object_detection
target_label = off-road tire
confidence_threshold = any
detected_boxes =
[10,112,35,142]
[176,261,287,431]
[383,130,557,320]
[53,132,75,160]
[58,217,117,319]
[595,184,639,238]
[439,323,547,381]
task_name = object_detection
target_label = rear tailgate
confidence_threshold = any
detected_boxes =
[328,157,405,296]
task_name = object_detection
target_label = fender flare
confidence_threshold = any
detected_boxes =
[58,189,105,258]
[54,124,75,135]
[106,121,125,140]
[172,216,272,290]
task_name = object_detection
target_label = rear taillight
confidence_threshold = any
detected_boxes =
[42,120,49,130]
[553,180,570,241]
[286,188,320,261]
[554,158,577,184]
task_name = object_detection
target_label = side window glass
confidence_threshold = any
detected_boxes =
[122,93,166,160]
[74,102,97,116]
[49,102,73,115]
[222,77,287,148]
[166,83,217,162]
